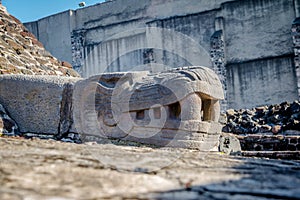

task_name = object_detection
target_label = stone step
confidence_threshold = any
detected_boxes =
[236,134,300,151]
[241,151,300,160]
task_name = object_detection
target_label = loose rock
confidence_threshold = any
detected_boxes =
[223,100,300,135]
[219,132,241,155]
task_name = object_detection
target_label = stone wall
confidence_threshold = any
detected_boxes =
[0,5,79,77]
[24,0,300,109]
[227,56,298,109]
[71,29,85,74]
[210,29,227,110]
[292,18,300,100]
[222,101,300,135]
[221,0,294,63]
[237,135,300,151]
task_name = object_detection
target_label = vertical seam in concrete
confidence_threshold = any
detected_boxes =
[291,16,300,100]
[294,0,299,18]
[36,21,40,40]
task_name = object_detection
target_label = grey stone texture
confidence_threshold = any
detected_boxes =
[0,66,224,149]
[222,0,294,63]
[0,75,81,134]
[292,17,300,100]
[24,0,299,109]
[219,132,241,155]
[210,29,227,110]
[227,57,298,109]
[0,104,19,136]
[73,66,224,150]
[237,134,300,152]
[1,137,300,199]
[71,30,85,73]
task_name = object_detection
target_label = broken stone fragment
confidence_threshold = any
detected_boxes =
[219,132,241,155]
[271,125,282,135]
[226,109,235,116]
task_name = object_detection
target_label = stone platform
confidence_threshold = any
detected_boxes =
[0,136,299,200]
[237,134,300,151]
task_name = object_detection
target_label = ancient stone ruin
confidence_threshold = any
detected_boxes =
[0,4,225,150]
[0,3,79,138]
[0,4,79,77]
[25,0,300,110]
[222,101,300,153]
[74,66,224,149]
[0,66,224,150]
[0,0,298,157]
[223,101,300,135]
[1,2,300,199]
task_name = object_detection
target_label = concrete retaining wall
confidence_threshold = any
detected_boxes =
[222,0,295,63]
[227,56,298,109]
[25,10,74,63]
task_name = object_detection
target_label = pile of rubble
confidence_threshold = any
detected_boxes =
[222,101,300,135]
[0,4,79,77]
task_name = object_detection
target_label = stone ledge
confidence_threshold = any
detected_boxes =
[242,151,300,160]
[236,134,300,151]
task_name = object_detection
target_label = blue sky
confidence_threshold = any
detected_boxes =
[2,0,104,23]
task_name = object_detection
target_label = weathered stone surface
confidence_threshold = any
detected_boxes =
[222,101,300,154]
[237,134,300,152]
[0,4,79,77]
[292,17,300,100]
[0,66,224,149]
[242,151,300,160]
[0,137,300,199]
[219,132,241,155]
[227,57,297,109]
[0,75,81,134]
[0,104,18,136]
[73,66,224,149]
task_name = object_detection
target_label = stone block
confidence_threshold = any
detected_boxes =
[0,75,81,135]
[219,132,241,155]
